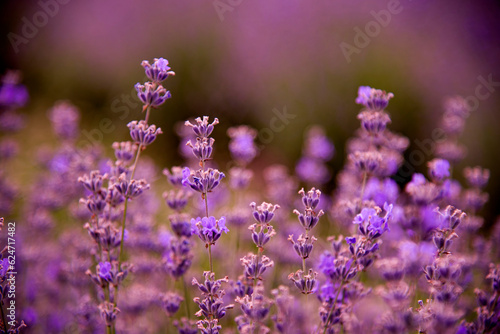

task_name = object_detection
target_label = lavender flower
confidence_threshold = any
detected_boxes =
[182,167,225,195]
[428,158,451,182]
[160,292,183,317]
[127,120,163,146]
[355,86,394,111]
[0,71,29,108]
[190,216,228,247]
[227,125,258,166]
[48,101,80,141]
[135,82,171,110]
[192,272,233,333]
[185,116,219,139]
[141,58,175,83]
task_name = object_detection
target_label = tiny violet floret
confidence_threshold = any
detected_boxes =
[182,167,225,194]
[141,58,175,83]
[428,158,451,182]
[185,116,219,139]
[250,202,280,224]
[191,216,229,246]
[127,120,163,146]
[135,82,172,109]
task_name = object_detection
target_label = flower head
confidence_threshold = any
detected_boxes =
[428,158,451,182]
[355,86,394,111]
[182,167,225,194]
[127,120,162,146]
[141,58,175,83]
[191,216,228,246]
[227,125,258,165]
[135,82,171,109]
[185,116,219,139]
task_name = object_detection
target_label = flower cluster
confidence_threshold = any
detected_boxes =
[4,59,500,334]
[295,126,335,185]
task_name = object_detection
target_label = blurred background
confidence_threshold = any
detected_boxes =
[1,0,500,226]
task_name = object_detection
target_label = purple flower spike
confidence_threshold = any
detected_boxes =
[112,141,137,164]
[191,216,228,246]
[463,166,490,189]
[227,125,258,165]
[353,203,392,239]
[141,58,175,83]
[135,82,171,109]
[303,126,335,161]
[250,202,280,224]
[288,269,318,295]
[160,292,184,317]
[182,167,225,194]
[0,71,29,108]
[185,116,219,138]
[114,173,150,199]
[78,170,108,195]
[127,120,162,146]
[186,137,215,161]
[98,261,113,282]
[48,101,80,140]
[428,158,451,182]
[355,86,394,111]
[349,151,382,174]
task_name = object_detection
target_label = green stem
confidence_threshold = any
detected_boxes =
[208,244,213,273]
[360,172,368,201]
[183,277,191,318]
[204,193,209,218]
[322,280,344,334]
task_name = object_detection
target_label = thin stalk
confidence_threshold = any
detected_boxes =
[360,172,368,201]
[250,247,262,334]
[322,280,344,334]
[183,277,191,318]
[204,193,209,218]
[112,106,150,334]
[208,244,213,273]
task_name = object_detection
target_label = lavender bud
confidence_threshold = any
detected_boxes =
[186,137,215,161]
[349,151,382,174]
[99,302,120,328]
[250,223,276,248]
[185,116,219,138]
[355,86,394,111]
[229,167,253,190]
[288,269,318,295]
[141,58,175,83]
[288,234,317,259]
[112,141,137,164]
[357,110,391,134]
[163,166,185,187]
[78,170,108,195]
[463,166,490,189]
[160,292,183,317]
[250,202,280,224]
[241,253,274,279]
[127,120,162,146]
[427,158,451,182]
[227,125,258,165]
[190,216,228,246]
[135,82,171,109]
[182,168,225,194]
[48,101,80,140]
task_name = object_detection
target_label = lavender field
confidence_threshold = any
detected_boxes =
[1,1,500,333]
